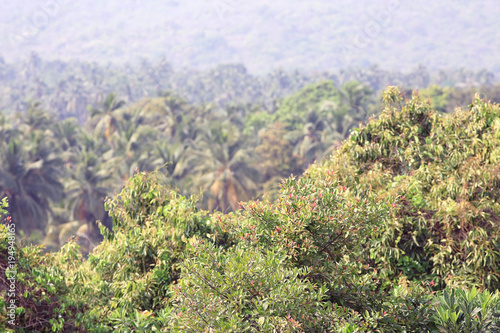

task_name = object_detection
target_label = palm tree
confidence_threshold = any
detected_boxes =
[87,92,126,142]
[64,147,119,236]
[111,112,164,178]
[294,123,324,165]
[292,111,328,164]
[0,136,63,233]
[339,81,373,113]
[155,141,186,179]
[0,114,16,143]
[319,82,373,140]
[14,102,57,136]
[53,117,82,151]
[129,96,181,139]
[253,122,304,200]
[179,123,260,212]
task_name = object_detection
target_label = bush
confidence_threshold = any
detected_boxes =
[1,223,87,332]
[171,239,335,332]
[308,88,500,289]
[3,87,500,332]
[434,287,500,333]
[77,171,213,331]
[217,175,392,273]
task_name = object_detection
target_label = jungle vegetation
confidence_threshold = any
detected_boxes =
[1,83,500,332]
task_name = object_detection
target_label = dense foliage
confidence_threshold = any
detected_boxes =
[1,69,383,252]
[1,87,499,332]
[2,57,498,251]
[308,87,500,289]
[0,54,496,120]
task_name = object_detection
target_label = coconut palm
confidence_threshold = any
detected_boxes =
[64,147,119,235]
[0,136,63,233]
[155,141,186,179]
[111,112,164,178]
[180,123,260,212]
[16,102,56,132]
[88,92,126,142]
[134,94,191,141]
[53,117,82,151]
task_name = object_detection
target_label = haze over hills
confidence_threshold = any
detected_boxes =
[1,0,499,74]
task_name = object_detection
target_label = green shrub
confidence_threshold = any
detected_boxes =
[1,224,87,332]
[0,197,7,216]
[3,87,500,332]
[217,175,392,274]
[308,88,500,289]
[433,287,500,333]
[171,239,336,332]
[78,171,214,331]
[211,169,438,331]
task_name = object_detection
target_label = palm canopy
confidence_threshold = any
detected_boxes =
[87,92,126,141]
[64,147,119,225]
[0,136,63,233]
[180,122,260,212]
[110,113,164,178]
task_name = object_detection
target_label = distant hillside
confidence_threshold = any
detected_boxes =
[1,0,499,73]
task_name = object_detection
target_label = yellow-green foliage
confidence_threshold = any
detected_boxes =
[77,171,213,331]
[0,223,88,332]
[3,87,500,332]
[308,87,500,289]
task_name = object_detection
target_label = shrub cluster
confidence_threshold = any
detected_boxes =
[2,87,500,332]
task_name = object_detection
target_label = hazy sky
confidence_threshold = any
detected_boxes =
[1,0,499,73]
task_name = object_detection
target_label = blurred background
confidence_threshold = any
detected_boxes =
[2,0,499,72]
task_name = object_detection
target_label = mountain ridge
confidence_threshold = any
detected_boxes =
[1,0,499,73]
